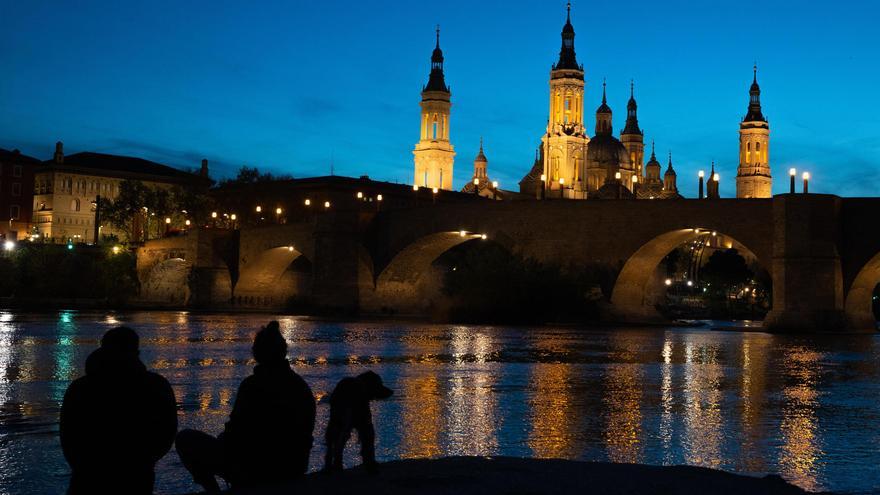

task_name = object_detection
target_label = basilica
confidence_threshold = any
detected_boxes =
[414,4,772,200]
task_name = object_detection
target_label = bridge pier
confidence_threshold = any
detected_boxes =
[763,194,847,332]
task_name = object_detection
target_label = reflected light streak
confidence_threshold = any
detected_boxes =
[779,347,824,492]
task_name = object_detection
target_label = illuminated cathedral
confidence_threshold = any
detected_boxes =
[413,4,772,200]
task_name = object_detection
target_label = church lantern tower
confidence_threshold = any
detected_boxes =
[542,3,589,198]
[736,65,771,198]
[620,80,645,177]
[662,152,679,197]
[414,27,455,190]
[462,138,491,195]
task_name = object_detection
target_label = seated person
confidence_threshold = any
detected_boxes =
[176,321,316,492]
[60,327,177,494]
[324,371,393,473]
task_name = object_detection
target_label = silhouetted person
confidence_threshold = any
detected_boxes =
[60,327,177,494]
[324,370,393,473]
[176,321,316,492]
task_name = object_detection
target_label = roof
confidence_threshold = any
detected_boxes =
[0,148,41,164]
[39,152,201,183]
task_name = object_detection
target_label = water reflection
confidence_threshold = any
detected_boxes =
[778,347,824,492]
[0,314,878,495]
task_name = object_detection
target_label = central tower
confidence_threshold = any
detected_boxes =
[736,65,771,198]
[542,3,589,198]
[413,28,455,190]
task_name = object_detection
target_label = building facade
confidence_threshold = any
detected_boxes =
[32,142,206,243]
[413,28,455,191]
[0,148,39,240]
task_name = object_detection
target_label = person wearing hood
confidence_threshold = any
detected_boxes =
[176,321,316,492]
[60,327,177,494]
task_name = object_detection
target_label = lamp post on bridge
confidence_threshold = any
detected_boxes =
[698,171,704,199]
[802,172,810,194]
[789,168,797,194]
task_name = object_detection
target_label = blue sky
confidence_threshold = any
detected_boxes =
[1,1,878,197]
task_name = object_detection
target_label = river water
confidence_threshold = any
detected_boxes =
[1,311,878,494]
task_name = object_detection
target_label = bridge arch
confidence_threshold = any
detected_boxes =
[140,257,190,305]
[364,231,488,314]
[610,228,771,322]
[844,251,880,331]
[235,246,312,307]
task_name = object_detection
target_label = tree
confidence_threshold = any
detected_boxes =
[218,166,292,187]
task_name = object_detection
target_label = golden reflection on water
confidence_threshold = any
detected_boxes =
[604,333,645,463]
[445,327,498,455]
[740,336,769,473]
[779,346,824,492]
[400,326,445,458]
[659,338,674,463]
[682,338,723,469]
[528,362,577,458]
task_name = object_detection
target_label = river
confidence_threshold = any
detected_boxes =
[0,311,878,494]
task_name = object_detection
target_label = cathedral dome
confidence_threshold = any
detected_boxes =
[587,133,631,170]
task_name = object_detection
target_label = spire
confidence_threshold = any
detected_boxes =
[553,2,581,72]
[602,78,607,104]
[665,151,676,176]
[424,26,449,93]
[596,78,612,114]
[622,79,642,135]
[475,136,487,163]
[744,63,765,122]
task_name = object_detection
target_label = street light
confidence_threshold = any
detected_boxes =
[713,173,720,182]
[3,240,14,251]
[324,201,331,208]
[357,191,363,199]
[412,184,419,191]
[459,230,466,237]
[492,180,499,189]
[615,171,621,180]
[802,171,810,194]
[664,278,672,286]
[255,205,262,213]
[789,168,797,193]
[376,194,383,202]
[185,219,191,226]
[211,211,218,219]
[230,214,237,221]
[304,199,311,206]
[287,245,295,252]
[698,170,705,199]
[481,234,487,240]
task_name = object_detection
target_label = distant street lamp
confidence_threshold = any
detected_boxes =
[698,170,705,199]
[789,168,797,194]
[802,171,810,194]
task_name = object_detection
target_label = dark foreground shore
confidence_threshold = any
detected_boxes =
[197,456,817,495]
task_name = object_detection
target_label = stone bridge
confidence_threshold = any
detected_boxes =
[137,194,880,332]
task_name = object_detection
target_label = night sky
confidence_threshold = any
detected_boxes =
[1,1,878,197]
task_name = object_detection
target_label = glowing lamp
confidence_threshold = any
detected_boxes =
[713,173,720,181]
[686,280,693,287]
[631,175,638,183]
[287,246,295,252]
[377,194,383,201]
[413,184,419,191]
[615,172,621,180]
[230,214,237,221]
[3,240,14,251]
[474,178,479,185]
[211,211,218,218]
[698,170,705,178]
[165,217,171,224]
[255,206,262,213]
[459,230,466,237]
[540,174,546,181]
[664,279,672,286]
[276,207,282,215]
[492,181,499,188]
[789,168,797,176]
[802,172,810,180]
[432,187,439,194]
[111,246,120,254]
[357,192,363,199]
[481,234,487,240]
[304,199,311,206]
[324,201,331,208]
[559,178,565,185]
[185,219,191,226]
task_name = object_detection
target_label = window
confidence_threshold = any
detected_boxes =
[11,183,20,196]
[70,198,80,212]
[756,142,761,151]
[432,121,438,139]
[9,205,19,220]
[12,165,21,178]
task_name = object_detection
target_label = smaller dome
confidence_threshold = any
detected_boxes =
[432,46,444,64]
[475,149,487,163]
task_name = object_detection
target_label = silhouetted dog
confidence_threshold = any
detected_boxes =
[324,371,393,472]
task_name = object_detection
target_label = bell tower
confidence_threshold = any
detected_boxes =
[620,80,644,177]
[413,27,455,190]
[542,3,589,199]
[736,65,771,198]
